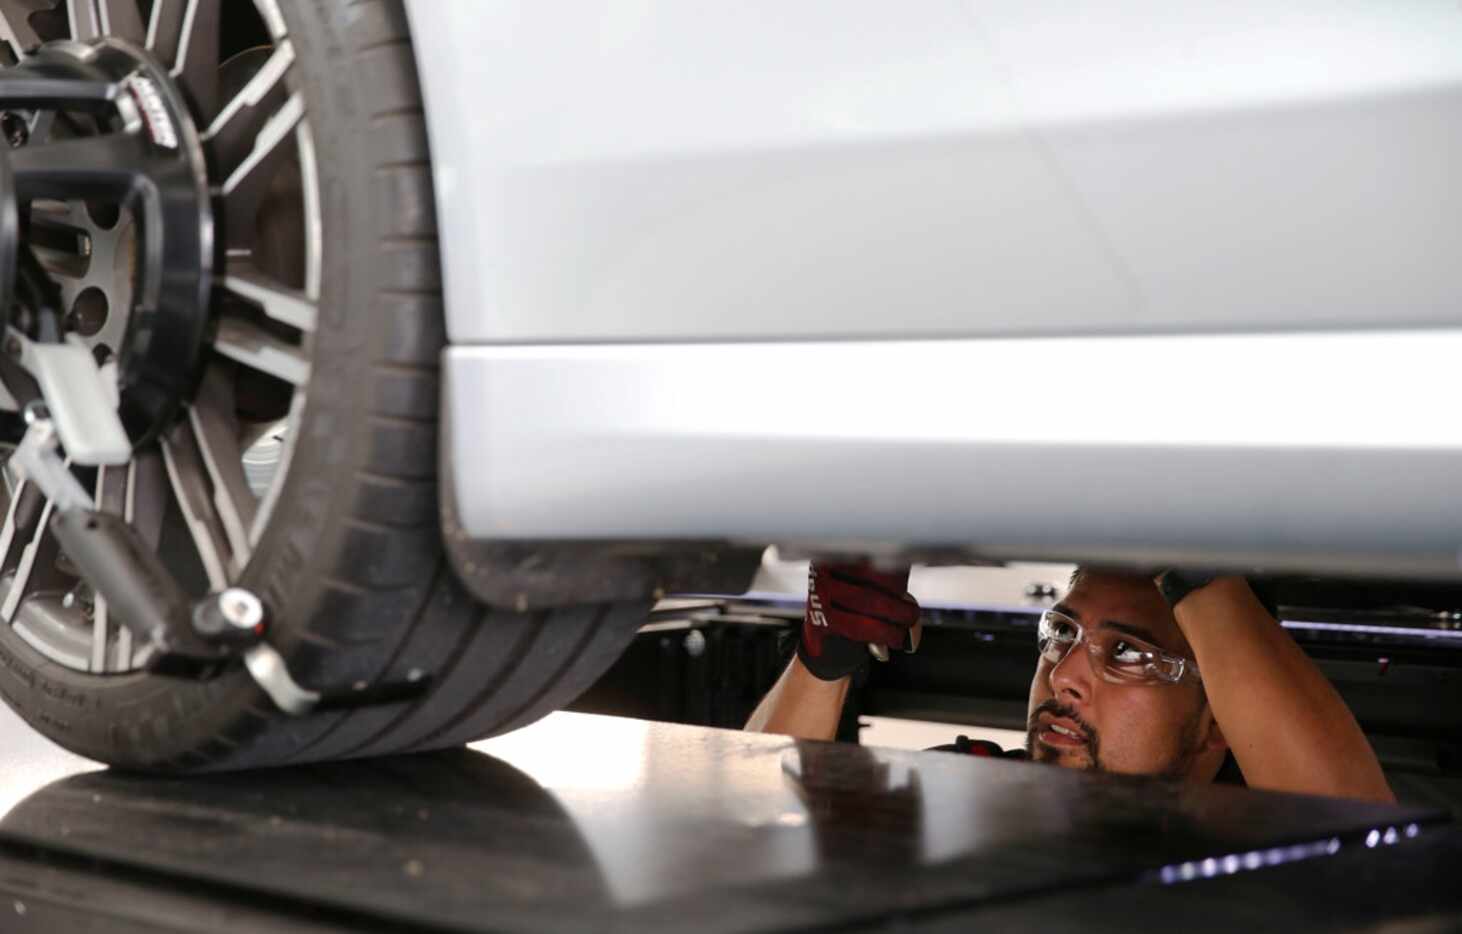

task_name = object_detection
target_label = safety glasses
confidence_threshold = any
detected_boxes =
[1036,609,1201,686]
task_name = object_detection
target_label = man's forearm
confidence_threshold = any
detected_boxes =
[1175,577,1394,802]
[745,655,850,739]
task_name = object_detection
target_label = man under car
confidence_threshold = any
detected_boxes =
[746,564,1394,802]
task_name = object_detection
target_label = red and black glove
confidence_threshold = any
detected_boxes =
[796,561,921,681]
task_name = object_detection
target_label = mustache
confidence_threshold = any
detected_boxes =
[1027,699,1098,746]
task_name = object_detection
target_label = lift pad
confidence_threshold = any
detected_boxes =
[0,712,1454,932]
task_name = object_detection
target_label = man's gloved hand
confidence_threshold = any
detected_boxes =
[796,561,921,681]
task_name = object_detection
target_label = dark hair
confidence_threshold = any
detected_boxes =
[1069,563,1279,630]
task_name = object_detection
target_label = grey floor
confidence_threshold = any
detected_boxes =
[3,691,1457,825]
[0,702,99,819]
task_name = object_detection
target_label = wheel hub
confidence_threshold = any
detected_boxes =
[0,36,213,442]
[30,198,137,365]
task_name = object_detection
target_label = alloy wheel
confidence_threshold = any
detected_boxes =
[0,0,318,673]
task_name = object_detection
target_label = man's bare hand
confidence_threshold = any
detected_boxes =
[1169,576,1394,803]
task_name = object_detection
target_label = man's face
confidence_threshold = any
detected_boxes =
[1025,571,1218,779]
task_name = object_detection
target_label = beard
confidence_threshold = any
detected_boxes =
[1026,699,1102,769]
[1025,698,1206,779]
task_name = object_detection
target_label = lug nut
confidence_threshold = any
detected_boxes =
[219,588,265,630]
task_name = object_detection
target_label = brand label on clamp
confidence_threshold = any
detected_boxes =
[123,74,178,150]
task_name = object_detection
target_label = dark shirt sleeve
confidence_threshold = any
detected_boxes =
[1212,750,1246,786]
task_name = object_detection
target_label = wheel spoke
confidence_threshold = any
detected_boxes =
[128,445,166,550]
[0,478,39,575]
[0,0,42,60]
[149,0,220,119]
[147,0,195,58]
[2,495,53,622]
[212,316,309,386]
[161,417,232,590]
[218,90,302,198]
[111,604,130,666]
[223,259,316,332]
[113,449,170,669]
[26,109,55,144]
[67,0,146,43]
[296,121,322,300]
[88,462,127,672]
[93,462,126,515]
[205,44,300,259]
[188,365,257,567]
[1,447,76,624]
[249,389,302,548]
[3,478,86,667]
[91,587,108,670]
[201,39,293,144]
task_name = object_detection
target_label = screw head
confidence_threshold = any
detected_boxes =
[217,587,264,630]
[1025,582,1059,602]
[683,629,707,658]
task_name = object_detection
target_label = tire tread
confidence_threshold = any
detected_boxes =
[245,2,646,767]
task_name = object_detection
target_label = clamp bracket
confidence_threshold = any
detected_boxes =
[11,412,431,716]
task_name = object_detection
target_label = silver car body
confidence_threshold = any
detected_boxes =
[407,1,1462,577]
